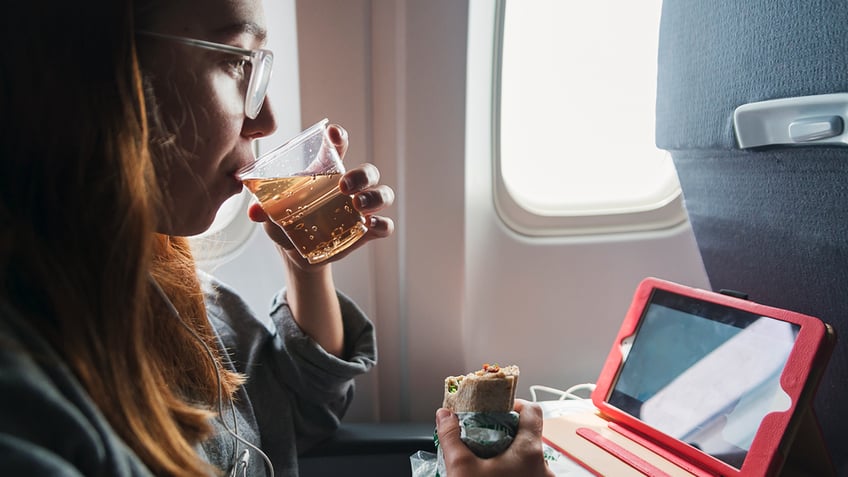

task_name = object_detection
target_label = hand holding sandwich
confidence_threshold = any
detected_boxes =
[436,399,555,477]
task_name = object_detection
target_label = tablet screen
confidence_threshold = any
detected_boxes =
[607,289,800,469]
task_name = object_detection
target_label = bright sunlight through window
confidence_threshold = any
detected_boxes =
[499,0,679,217]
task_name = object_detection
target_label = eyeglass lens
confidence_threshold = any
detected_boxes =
[246,51,273,119]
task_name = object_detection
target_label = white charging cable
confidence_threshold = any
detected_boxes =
[529,383,596,402]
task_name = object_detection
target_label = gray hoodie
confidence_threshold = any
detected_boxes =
[0,274,377,476]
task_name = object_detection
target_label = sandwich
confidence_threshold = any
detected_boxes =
[443,364,519,413]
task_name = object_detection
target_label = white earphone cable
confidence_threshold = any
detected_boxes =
[148,274,274,477]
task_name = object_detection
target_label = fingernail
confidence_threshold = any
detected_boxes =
[328,125,345,146]
[341,176,353,192]
[357,193,369,209]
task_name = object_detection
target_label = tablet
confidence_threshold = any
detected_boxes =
[591,277,834,476]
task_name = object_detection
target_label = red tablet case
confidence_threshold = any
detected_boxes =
[543,277,835,477]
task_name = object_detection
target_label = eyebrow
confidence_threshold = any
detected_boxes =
[211,22,268,43]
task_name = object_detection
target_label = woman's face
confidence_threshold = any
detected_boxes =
[138,0,277,236]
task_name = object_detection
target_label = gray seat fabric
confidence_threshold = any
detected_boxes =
[656,1,848,474]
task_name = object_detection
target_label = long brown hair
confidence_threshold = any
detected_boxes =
[1,1,242,475]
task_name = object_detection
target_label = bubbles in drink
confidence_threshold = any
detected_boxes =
[243,173,367,263]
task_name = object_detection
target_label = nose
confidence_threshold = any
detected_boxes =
[242,95,278,139]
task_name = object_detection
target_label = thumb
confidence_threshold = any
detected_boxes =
[436,409,474,466]
[247,202,294,250]
[247,202,269,222]
[327,123,349,160]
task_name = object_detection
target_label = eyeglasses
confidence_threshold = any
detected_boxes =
[137,31,273,119]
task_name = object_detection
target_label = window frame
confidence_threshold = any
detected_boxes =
[188,184,259,270]
[489,0,687,237]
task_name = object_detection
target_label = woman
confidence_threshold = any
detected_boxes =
[2,0,390,475]
[0,0,551,476]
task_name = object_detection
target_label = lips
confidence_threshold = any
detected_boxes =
[227,151,259,180]
[227,172,245,195]
[224,146,257,189]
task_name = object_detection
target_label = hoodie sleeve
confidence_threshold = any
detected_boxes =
[201,274,377,456]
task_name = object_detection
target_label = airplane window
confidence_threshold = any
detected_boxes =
[494,0,683,234]
[189,189,258,269]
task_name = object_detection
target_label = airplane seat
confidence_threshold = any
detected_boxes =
[656,0,848,474]
[298,422,435,477]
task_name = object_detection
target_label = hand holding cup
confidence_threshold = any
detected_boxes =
[242,119,394,267]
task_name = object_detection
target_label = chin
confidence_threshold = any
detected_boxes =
[189,215,219,237]
[164,211,218,238]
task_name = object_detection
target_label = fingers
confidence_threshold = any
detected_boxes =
[514,399,545,437]
[506,400,555,477]
[512,400,546,452]
[436,409,477,471]
[437,403,553,477]
[246,202,294,251]
[247,202,268,222]
[365,215,394,239]
[340,163,380,194]
[244,156,395,266]
[304,124,348,175]
[327,124,349,160]
[340,164,394,216]
[353,185,395,215]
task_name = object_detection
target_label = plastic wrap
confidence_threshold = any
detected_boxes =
[409,411,519,477]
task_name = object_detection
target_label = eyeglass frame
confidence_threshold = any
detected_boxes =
[136,30,274,120]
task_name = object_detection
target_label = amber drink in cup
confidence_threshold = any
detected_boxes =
[239,119,367,264]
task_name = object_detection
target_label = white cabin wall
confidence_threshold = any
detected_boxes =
[297,0,471,422]
[463,0,710,407]
[253,0,711,423]
[294,0,383,422]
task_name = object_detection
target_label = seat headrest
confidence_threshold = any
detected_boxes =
[655,0,848,152]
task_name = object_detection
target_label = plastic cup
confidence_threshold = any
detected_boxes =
[239,118,367,264]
